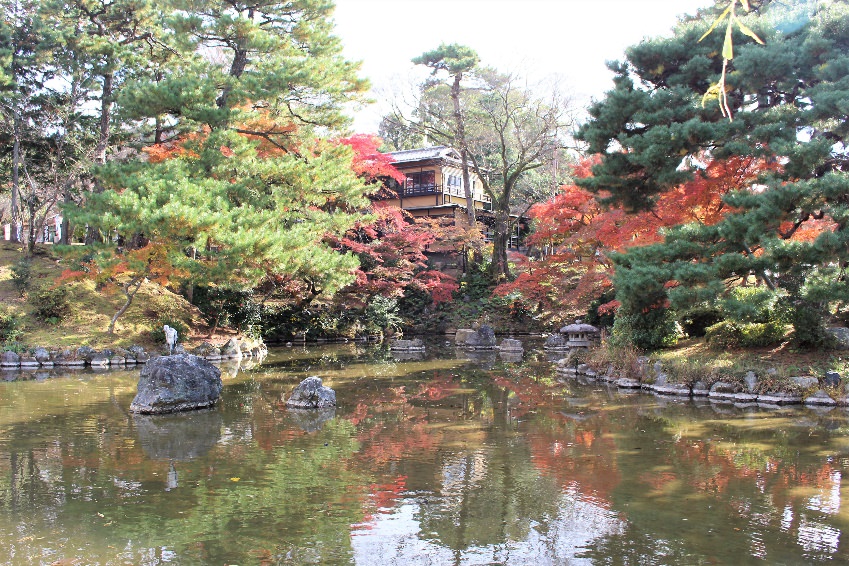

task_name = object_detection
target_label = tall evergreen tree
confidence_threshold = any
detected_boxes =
[577,0,849,348]
[0,0,50,245]
[64,0,371,333]
[412,43,480,225]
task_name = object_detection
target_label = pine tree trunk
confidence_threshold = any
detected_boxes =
[108,276,143,335]
[451,74,476,226]
[10,114,21,244]
[60,190,72,245]
[86,71,114,246]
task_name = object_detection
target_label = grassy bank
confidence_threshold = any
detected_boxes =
[580,337,848,392]
[0,242,235,351]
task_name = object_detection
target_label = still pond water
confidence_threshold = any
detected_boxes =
[1,343,849,565]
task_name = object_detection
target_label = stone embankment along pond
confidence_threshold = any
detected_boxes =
[0,337,267,371]
[556,358,847,407]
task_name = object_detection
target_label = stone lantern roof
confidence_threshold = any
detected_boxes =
[558,320,599,348]
[559,320,599,334]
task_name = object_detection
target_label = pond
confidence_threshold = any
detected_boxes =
[1,342,849,564]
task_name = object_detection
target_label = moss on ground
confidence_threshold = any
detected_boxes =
[0,241,231,351]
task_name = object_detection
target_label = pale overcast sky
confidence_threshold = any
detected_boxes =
[332,0,711,133]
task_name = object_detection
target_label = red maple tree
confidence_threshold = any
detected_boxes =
[496,155,781,324]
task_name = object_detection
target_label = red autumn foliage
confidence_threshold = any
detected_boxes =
[338,134,406,185]
[330,203,458,307]
[495,155,783,324]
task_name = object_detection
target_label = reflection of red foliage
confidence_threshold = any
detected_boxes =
[678,440,840,509]
[639,471,679,492]
[355,475,410,529]
[358,421,438,466]
[526,415,620,506]
[348,403,371,427]
[412,372,458,401]
[492,375,560,417]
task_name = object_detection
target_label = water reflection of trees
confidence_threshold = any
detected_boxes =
[577,404,849,563]
[2,352,849,563]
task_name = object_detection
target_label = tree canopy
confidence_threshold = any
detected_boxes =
[58,0,373,332]
[576,0,849,348]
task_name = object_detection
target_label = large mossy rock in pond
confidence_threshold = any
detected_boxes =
[130,354,222,414]
[286,376,336,409]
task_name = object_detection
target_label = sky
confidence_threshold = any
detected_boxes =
[332,0,712,133]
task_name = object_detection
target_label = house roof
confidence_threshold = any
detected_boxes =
[389,146,462,165]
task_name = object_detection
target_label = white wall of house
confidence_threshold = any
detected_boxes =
[2,214,63,243]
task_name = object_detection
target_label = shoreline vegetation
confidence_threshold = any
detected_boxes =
[558,340,849,407]
[2,242,847,392]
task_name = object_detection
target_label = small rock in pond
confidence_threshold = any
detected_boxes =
[286,376,336,409]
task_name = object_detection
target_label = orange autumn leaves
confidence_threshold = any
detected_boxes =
[496,155,794,322]
[60,241,189,291]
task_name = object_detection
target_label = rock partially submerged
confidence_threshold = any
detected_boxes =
[499,338,524,352]
[390,338,425,351]
[130,354,222,414]
[286,376,336,409]
[455,326,497,350]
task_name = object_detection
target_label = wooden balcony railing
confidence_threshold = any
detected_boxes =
[402,183,442,197]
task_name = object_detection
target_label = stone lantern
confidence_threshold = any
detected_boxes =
[558,320,599,348]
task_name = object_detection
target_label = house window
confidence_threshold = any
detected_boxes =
[446,174,463,196]
[405,171,436,195]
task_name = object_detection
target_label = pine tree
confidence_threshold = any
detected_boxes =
[64,0,372,333]
[413,43,480,226]
[577,0,849,348]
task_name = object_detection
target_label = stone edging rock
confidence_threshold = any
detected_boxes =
[555,361,846,407]
[0,337,268,371]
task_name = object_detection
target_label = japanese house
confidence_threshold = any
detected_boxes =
[375,146,527,247]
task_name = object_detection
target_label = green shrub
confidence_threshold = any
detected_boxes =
[0,309,22,343]
[397,284,433,320]
[719,286,783,324]
[612,308,681,351]
[28,286,70,323]
[788,302,836,349]
[585,289,616,330]
[259,304,315,341]
[365,296,402,335]
[191,286,262,334]
[150,317,190,345]
[459,264,496,302]
[2,340,26,354]
[705,320,787,348]
[679,306,722,338]
[10,258,32,297]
